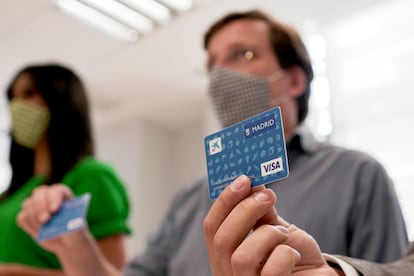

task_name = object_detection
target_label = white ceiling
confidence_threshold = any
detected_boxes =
[0,0,390,130]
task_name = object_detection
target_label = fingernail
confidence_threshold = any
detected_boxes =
[292,248,301,259]
[275,225,289,234]
[254,190,271,202]
[231,175,247,191]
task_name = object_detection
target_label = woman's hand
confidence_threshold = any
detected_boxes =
[17,184,76,254]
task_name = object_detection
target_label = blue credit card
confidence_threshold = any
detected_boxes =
[204,107,289,200]
[37,193,91,241]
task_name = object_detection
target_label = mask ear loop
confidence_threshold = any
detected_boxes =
[267,70,291,107]
[267,70,285,83]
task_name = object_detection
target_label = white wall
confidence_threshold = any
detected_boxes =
[0,94,11,193]
[95,117,175,256]
[324,0,414,239]
[169,118,207,194]
[94,111,209,257]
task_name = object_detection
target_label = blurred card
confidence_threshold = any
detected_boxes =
[37,193,91,241]
[204,107,289,200]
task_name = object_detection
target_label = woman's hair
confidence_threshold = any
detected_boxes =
[4,63,94,197]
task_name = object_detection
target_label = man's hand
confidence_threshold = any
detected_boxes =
[203,175,340,275]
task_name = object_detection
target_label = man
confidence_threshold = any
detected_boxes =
[17,9,407,276]
[204,174,414,275]
[201,9,407,264]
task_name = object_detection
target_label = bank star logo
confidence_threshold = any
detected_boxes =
[209,137,222,155]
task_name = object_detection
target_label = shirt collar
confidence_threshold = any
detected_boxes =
[287,124,320,153]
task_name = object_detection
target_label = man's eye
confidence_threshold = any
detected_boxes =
[232,49,254,61]
[243,50,254,60]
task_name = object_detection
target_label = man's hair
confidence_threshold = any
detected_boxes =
[204,9,314,124]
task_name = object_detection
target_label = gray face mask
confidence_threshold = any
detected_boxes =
[208,66,284,128]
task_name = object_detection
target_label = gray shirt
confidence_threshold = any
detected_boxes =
[125,128,408,276]
[338,242,414,275]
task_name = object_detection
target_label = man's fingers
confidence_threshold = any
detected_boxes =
[261,244,301,276]
[231,224,290,276]
[277,215,291,228]
[206,188,276,276]
[215,189,276,257]
[252,185,278,227]
[204,175,252,276]
[204,175,278,276]
[204,175,252,238]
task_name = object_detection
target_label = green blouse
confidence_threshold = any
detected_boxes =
[0,157,131,268]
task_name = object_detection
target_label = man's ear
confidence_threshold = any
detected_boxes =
[287,66,307,98]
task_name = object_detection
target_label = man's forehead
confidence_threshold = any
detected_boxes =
[207,20,270,52]
[222,18,269,32]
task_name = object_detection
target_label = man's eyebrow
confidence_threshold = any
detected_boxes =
[227,42,256,49]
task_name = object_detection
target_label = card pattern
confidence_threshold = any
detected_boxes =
[204,107,289,200]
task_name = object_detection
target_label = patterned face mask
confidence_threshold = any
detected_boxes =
[9,98,50,149]
[208,66,284,128]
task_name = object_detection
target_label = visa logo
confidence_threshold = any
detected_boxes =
[260,157,283,176]
[209,137,222,155]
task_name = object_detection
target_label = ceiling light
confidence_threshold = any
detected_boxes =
[57,0,139,41]
[56,0,193,42]
[159,0,192,12]
[82,0,154,34]
[120,0,171,25]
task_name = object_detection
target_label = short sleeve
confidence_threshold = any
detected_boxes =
[62,157,131,239]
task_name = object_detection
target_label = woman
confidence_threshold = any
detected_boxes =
[0,63,131,275]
